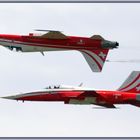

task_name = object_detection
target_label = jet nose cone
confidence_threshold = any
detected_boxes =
[1,95,18,100]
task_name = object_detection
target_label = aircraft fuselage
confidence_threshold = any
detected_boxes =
[0,33,119,72]
[0,34,118,52]
[3,89,139,107]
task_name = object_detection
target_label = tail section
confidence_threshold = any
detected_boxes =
[80,49,109,72]
[117,71,140,93]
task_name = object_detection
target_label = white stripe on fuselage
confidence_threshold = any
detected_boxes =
[0,39,84,52]
[0,40,67,52]
[6,87,96,99]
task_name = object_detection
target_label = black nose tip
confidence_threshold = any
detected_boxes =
[116,42,119,46]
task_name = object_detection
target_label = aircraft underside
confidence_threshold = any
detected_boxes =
[3,43,67,52]
[0,40,110,72]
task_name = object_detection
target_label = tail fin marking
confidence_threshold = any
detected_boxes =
[80,49,109,72]
[118,71,140,93]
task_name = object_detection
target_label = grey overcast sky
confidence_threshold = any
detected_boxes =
[0,3,140,137]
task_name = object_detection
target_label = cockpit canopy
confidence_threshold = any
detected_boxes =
[45,85,60,89]
[45,85,78,90]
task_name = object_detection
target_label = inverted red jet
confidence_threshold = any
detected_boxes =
[2,71,140,108]
[0,30,118,72]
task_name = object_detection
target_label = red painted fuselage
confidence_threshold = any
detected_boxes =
[2,71,140,108]
[2,88,139,108]
[0,32,118,72]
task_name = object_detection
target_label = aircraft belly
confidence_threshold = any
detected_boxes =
[0,41,67,52]
[21,45,67,52]
[0,41,14,47]
[69,97,97,105]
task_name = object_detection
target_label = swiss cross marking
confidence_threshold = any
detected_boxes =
[99,52,106,59]
[136,86,140,91]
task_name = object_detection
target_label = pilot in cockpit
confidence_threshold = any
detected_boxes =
[46,85,60,89]
[54,85,60,89]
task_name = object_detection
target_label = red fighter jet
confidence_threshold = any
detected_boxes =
[0,30,118,72]
[2,71,140,108]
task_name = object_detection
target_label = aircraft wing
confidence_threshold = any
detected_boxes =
[77,90,99,97]
[80,49,109,72]
[64,90,116,108]
[36,30,68,39]
[93,103,116,108]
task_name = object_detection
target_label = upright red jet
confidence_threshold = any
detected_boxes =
[0,30,118,72]
[2,71,140,108]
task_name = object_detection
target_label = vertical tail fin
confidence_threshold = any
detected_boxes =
[80,49,109,72]
[117,71,140,93]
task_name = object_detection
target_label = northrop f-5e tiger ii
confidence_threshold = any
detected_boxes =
[2,71,140,108]
[0,30,118,72]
